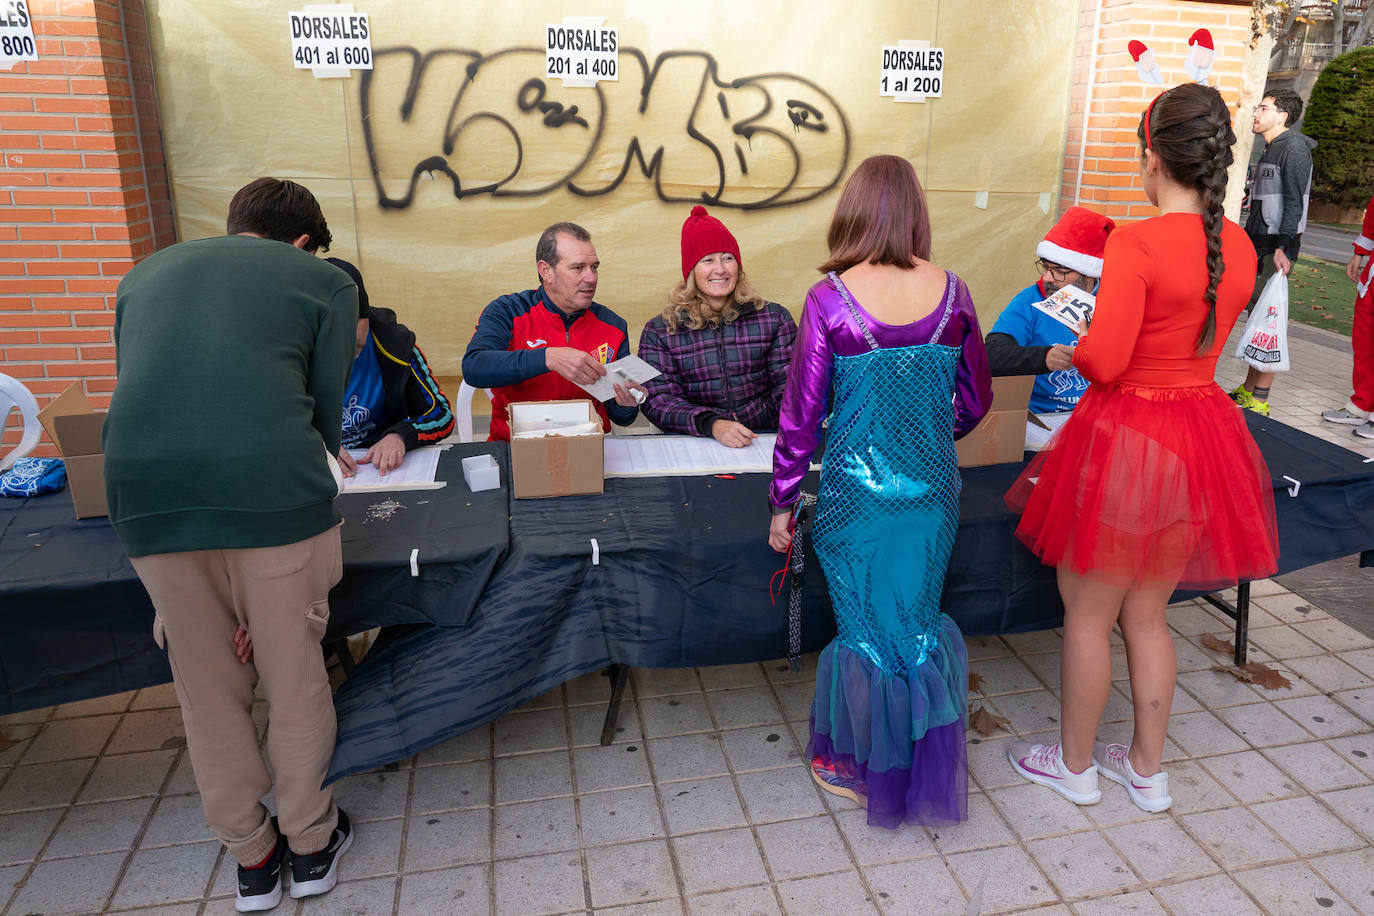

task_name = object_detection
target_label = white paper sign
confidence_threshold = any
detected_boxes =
[880,41,943,102]
[0,0,37,71]
[546,17,617,87]
[288,5,372,78]
[1031,284,1096,333]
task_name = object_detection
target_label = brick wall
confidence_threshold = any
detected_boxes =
[1,0,175,458]
[1061,0,1259,223]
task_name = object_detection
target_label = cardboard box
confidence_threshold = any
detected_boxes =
[955,375,1050,468]
[36,383,109,518]
[508,400,604,498]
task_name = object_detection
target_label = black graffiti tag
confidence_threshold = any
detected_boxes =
[359,46,850,211]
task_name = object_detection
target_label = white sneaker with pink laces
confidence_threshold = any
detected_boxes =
[1093,741,1172,812]
[1008,741,1101,804]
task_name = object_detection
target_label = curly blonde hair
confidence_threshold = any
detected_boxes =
[662,267,767,331]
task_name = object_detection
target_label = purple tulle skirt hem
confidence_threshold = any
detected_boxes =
[808,717,968,829]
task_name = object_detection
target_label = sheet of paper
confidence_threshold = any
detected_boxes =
[342,445,446,492]
[576,354,662,403]
[1025,412,1072,451]
[1029,284,1095,333]
[604,434,777,477]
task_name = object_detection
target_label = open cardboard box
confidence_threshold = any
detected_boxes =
[508,399,604,498]
[955,375,1049,468]
[36,383,108,518]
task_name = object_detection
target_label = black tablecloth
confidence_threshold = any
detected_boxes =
[2,417,1371,763]
[0,444,510,713]
[324,414,1374,781]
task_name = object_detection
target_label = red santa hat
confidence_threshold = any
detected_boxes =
[1188,29,1214,51]
[1037,206,1116,278]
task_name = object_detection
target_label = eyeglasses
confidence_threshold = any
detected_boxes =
[1253,104,1275,113]
[1035,259,1074,282]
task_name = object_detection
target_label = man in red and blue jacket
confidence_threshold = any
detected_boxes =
[462,222,645,441]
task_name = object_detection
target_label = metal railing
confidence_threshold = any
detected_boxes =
[1270,41,1336,72]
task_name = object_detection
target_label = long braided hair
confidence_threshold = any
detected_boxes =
[1137,83,1236,355]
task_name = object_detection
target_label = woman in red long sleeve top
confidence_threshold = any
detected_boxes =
[1006,84,1279,815]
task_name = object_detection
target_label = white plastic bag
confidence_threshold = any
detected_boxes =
[1234,271,1290,372]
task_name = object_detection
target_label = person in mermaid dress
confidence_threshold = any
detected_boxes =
[768,155,993,828]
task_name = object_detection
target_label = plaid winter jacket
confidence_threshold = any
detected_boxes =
[637,301,797,436]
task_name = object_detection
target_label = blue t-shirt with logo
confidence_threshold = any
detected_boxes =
[341,340,389,448]
[990,283,1089,414]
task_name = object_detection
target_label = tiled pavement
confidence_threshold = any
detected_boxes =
[0,314,1370,916]
[2,591,1373,916]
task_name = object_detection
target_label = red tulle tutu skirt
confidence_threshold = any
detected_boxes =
[1006,381,1279,590]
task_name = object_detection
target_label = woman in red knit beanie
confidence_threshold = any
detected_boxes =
[637,206,797,446]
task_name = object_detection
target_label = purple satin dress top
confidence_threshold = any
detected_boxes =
[770,270,994,509]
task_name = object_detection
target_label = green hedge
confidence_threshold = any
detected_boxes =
[1303,46,1374,208]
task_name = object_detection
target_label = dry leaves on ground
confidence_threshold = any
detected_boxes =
[969,705,1010,736]
[968,672,985,693]
[1200,633,1236,654]
[0,731,17,753]
[1211,662,1294,690]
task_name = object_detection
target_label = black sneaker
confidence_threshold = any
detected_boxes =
[288,808,354,899]
[236,826,287,913]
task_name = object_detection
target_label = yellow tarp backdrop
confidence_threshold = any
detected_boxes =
[147,0,1077,377]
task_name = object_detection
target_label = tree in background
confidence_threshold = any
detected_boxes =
[1303,45,1374,210]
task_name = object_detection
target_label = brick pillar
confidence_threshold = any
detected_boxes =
[1,0,175,458]
[1060,0,1256,224]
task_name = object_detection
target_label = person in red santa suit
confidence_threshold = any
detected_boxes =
[1321,194,1374,440]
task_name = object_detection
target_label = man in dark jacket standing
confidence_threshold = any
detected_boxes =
[1232,88,1317,416]
[326,258,454,476]
[103,178,357,912]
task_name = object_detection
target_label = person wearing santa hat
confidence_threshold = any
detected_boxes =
[985,206,1115,414]
[637,206,797,446]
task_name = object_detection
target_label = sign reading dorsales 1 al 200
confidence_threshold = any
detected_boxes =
[0,0,38,70]
[880,45,944,98]
[288,10,372,70]
[546,22,618,81]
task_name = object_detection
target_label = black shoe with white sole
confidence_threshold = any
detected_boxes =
[288,808,354,900]
[236,827,287,913]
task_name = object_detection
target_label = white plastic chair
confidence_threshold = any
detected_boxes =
[454,381,494,443]
[0,374,43,473]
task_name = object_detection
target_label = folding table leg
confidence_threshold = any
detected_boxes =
[1231,582,1250,667]
[1200,581,1251,666]
[600,664,630,746]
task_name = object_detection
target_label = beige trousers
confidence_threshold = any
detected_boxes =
[131,523,342,865]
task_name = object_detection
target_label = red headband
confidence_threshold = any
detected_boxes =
[1143,93,1161,150]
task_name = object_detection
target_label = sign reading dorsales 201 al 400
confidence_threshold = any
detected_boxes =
[288,9,372,70]
[546,22,617,81]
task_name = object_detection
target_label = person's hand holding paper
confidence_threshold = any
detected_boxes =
[578,355,660,404]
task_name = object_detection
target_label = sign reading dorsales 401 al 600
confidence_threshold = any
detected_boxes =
[288,9,372,70]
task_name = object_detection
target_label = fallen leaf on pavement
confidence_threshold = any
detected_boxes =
[969,672,985,693]
[1211,662,1293,690]
[1200,633,1235,654]
[969,705,1010,736]
[1212,663,1253,683]
[1243,662,1293,690]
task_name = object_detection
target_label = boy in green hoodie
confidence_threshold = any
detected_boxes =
[104,178,357,912]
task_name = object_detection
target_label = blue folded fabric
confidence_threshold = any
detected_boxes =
[0,457,68,497]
